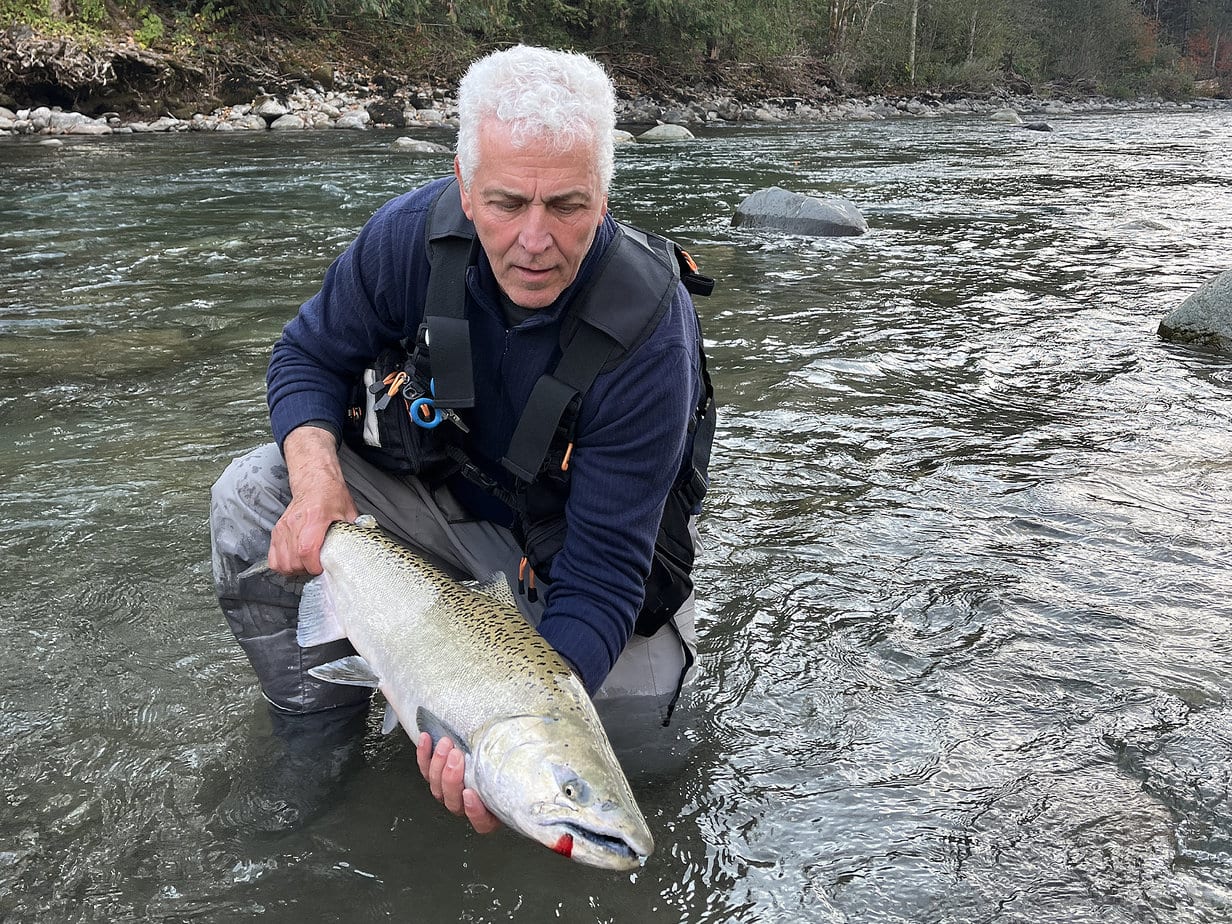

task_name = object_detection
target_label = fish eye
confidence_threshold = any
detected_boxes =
[553,767,592,805]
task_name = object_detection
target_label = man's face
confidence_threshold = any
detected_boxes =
[456,122,608,310]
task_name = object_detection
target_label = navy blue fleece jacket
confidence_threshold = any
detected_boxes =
[267,176,701,693]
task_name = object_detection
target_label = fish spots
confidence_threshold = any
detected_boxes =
[551,833,574,858]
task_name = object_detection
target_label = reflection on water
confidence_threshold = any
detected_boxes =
[2,107,1232,922]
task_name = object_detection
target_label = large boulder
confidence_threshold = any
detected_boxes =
[637,123,694,142]
[732,186,868,237]
[333,109,371,130]
[270,113,307,131]
[367,100,405,127]
[1158,270,1232,354]
[391,136,452,154]
[253,97,289,121]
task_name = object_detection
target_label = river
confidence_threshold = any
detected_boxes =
[2,105,1231,923]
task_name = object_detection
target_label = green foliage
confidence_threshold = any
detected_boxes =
[0,0,48,24]
[75,0,106,25]
[1141,65,1196,98]
[6,0,1216,99]
[133,5,164,46]
[0,0,107,40]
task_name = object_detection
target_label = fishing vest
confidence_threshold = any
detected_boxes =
[344,179,716,640]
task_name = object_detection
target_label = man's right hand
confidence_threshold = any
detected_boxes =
[268,425,358,576]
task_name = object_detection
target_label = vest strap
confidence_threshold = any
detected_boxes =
[425,315,475,409]
[424,182,477,408]
[501,323,619,483]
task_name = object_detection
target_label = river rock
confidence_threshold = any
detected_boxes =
[149,116,185,132]
[613,129,636,145]
[391,136,452,154]
[637,123,694,142]
[231,114,268,131]
[1158,270,1232,353]
[270,113,307,131]
[660,107,695,125]
[1023,121,1054,132]
[1116,218,1173,231]
[66,119,111,134]
[992,108,1023,123]
[334,109,371,130]
[732,186,868,237]
[368,101,405,127]
[844,102,884,121]
[47,110,86,131]
[254,97,288,120]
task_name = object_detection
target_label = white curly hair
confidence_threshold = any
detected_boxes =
[455,45,616,193]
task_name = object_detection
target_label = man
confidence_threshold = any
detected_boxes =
[210,44,712,833]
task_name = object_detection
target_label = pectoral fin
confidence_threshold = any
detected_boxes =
[237,558,271,581]
[381,704,400,735]
[296,575,347,648]
[415,707,471,756]
[308,655,380,687]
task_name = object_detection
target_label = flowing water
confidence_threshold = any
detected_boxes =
[2,106,1231,923]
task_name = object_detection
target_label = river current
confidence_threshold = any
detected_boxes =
[2,106,1231,923]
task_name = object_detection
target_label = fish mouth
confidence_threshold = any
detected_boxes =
[552,822,649,866]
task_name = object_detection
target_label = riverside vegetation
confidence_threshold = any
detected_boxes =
[0,0,1229,132]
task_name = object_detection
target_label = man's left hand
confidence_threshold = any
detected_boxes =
[416,733,502,834]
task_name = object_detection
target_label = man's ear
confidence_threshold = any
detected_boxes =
[454,157,474,220]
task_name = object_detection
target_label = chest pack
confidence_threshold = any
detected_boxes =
[343,179,716,639]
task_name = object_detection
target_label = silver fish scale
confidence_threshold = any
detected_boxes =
[318,521,605,743]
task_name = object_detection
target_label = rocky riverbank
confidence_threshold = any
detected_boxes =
[3,77,1229,140]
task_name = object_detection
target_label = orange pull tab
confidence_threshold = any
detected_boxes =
[387,371,409,396]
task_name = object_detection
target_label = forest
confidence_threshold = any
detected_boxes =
[2,0,1231,107]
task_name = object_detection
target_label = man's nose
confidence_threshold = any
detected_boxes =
[517,206,552,254]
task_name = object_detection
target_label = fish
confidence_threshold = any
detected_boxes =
[294,515,654,870]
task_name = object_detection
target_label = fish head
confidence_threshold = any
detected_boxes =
[469,713,655,870]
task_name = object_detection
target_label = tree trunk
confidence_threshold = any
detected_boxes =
[968,6,978,62]
[908,0,919,83]
[830,0,848,55]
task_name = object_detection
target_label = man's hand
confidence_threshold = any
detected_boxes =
[416,733,502,834]
[268,425,358,576]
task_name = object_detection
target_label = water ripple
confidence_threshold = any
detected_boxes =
[3,110,1232,922]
